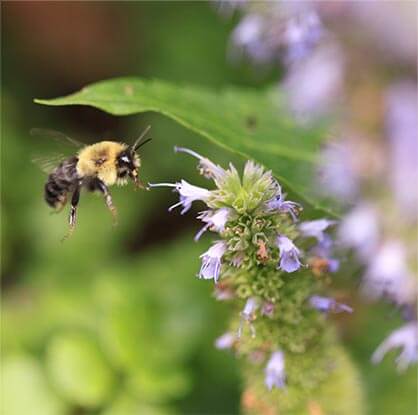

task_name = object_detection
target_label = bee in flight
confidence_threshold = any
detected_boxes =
[32,126,152,240]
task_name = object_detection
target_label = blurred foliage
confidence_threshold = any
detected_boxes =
[1,2,416,415]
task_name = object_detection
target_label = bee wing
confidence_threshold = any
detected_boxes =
[30,128,85,174]
[32,153,69,174]
[30,128,85,148]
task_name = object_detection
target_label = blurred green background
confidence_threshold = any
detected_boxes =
[1,2,416,414]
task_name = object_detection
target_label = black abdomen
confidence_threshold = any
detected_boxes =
[44,157,79,209]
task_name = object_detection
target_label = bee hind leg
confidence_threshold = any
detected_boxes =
[95,179,118,226]
[61,185,81,242]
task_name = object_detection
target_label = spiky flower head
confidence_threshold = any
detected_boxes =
[151,148,343,391]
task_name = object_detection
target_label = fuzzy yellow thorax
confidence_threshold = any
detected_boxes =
[76,141,128,186]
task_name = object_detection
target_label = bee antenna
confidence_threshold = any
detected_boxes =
[134,137,152,151]
[132,125,152,152]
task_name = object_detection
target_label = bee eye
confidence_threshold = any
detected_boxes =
[121,156,130,163]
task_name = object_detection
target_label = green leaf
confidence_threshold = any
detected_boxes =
[127,368,191,403]
[102,392,174,415]
[2,354,67,415]
[35,77,335,215]
[45,331,116,408]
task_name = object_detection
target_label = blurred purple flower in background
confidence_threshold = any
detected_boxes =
[265,350,286,390]
[338,203,380,261]
[282,9,323,64]
[309,295,353,314]
[215,331,236,350]
[229,1,324,67]
[282,42,344,122]
[372,322,418,372]
[299,218,336,241]
[363,241,416,306]
[231,14,273,64]
[319,142,359,202]
[385,82,418,220]
[227,1,344,121]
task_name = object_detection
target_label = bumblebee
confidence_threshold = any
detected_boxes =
[33,126,151,239]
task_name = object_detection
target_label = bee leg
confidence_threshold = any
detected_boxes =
[131,171,149,191]
[61,185,80,242]
[135,177,149,191]
[96,179,118,226]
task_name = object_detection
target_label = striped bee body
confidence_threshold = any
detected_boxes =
[44,156,79,210]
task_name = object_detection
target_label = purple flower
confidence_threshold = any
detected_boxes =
[215,332,236,350]
[149,180,210,214]
[174,146,226,182]
[276,235,302,273]
[261,302,276,318]
[348,2,417,64]
[195,208,232,241]
[385,81,418,220]
[338,203,380,261]
[372,322,418,372]
[309,234,340,273]
[265,351,286,390]
[266,184,302,221]
[242,297,259,318]
[228,2,324,67]
[198,241,226,283]
[283,10,323,64]
[282,43,344,122]
[230,14,274,64]
[199,241,227,283]
[363,240,416,305]
[299,219,337,241]
[319,141,359,201]
[309,295,353,314]
[238,297,259,338]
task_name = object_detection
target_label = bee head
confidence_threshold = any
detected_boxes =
[116,126,151,188]
[116,150,139,184]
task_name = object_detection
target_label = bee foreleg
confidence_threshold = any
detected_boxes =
[131,172,148,191]
[95,179,118,226]
[62,184,81,242]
